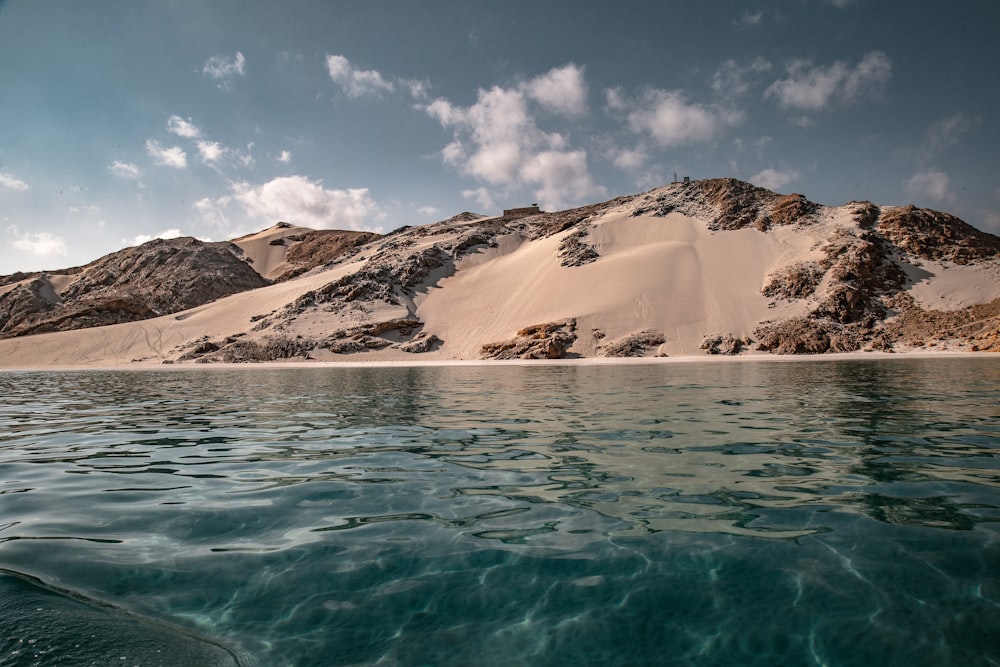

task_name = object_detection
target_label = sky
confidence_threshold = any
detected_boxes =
[1,0,999,273]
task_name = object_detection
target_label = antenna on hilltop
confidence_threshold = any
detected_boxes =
[673,171,678,184]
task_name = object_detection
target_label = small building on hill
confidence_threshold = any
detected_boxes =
[503,204,541,218]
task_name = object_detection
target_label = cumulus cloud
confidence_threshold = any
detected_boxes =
[523,63,588,116]
[521,150,602,209]
[765,51,891,111]
[421,64,605,210]
[749,168,800,190]
[226,175,385,230]
[0,171,29,191]
[277,150,292,164]
[324,54,430,101]
[108,161,142,180]
[609,146,649,171]
[196,140,226,164]
[417,206,439,217]
[167,115,201,139]
[326,54,395,98]
[203,52,245,90]
[906,170,951,202]
[12,231,67,257]
[463,187,496,212]
[132,229,183,246]
[145,140,187,169]
[617,88,742,147]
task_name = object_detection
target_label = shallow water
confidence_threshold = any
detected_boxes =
[1,359,998,666]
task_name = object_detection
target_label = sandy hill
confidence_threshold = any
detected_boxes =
[1,178,998,367]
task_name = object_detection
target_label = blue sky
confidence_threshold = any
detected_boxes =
[1,0,998,272]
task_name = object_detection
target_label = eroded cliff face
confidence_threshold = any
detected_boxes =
[0,237,267,337]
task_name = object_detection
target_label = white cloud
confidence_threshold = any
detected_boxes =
[0,171,29,191]
[604,87,628,113]
[403,78,430,100]
[145,140,187,169]
[108,160,142,180]
[132,228,183,246]
[417,206,439,217]
[277,150,292,164]
[921,113,971,162]
[194,196,231,229]
[524,63,588,116]
[423,86,539,184]
[227,175,385,230]
[12,231,67,257]
[196,140,226,164]
[765,51,891,111]
[621,89,742,147]
[712,58,771,98]
[749,168,800,190]
[167,115,201,139]
[326,54,395,98]
[203,52,245,90]
[421,66,604,210]
[906,170,951,202]
[610,146,649,171]
[463,187,496,212]
[324,54,431,101]
[520,150,605,211]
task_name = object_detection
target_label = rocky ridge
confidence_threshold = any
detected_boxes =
[0,238,267,338]
[3,178,998,362]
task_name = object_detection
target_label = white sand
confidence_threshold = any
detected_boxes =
[900,258,1000,311]
[1,204,998,369]
[231,223,314,281]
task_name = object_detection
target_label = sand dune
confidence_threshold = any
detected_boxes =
[1,179,998,368]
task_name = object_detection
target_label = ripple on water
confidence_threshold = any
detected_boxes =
[0,359,998,666]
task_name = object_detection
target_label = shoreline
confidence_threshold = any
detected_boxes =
[2,349,996,373]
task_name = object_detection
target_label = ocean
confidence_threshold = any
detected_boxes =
[1,359,998,666]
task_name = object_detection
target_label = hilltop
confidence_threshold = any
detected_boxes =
[1,178,998,366]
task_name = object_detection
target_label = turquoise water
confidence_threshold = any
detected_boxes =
[1,359,998,666]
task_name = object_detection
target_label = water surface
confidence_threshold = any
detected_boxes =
[1,359,998,665]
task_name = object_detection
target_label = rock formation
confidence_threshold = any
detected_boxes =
[2,178,998,364]
[0,238,267,337]
[481,321,578,360]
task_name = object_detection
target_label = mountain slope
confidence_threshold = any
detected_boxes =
[0,178,997,366]
[0,237,267,338]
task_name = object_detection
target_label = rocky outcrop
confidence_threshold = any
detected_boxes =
[0,277,62,335]
[762,262,825,301]
[631,178,818,231]
[754,318,887,354]
[883,293,1000,352]
[481,320,578,360]
[876,206,1000,264]
[598,330,666,357]
[701,334,752,355]
[273,230,381,281]
[4,178,999,361]
[178,319,441,362]
[558,227,600,267]
[0,237,267,338]
[755,221,910,354]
